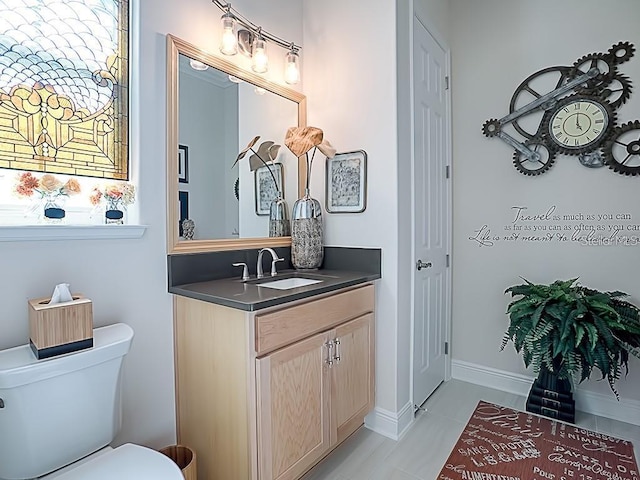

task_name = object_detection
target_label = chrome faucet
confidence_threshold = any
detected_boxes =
[257,248,284,278]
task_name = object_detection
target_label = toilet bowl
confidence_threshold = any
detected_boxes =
[0,323,183,480]
[43,444,182,480]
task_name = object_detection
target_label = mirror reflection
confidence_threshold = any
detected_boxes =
[177,54,299,241]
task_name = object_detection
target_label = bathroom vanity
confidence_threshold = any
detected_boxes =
[173,280,375,480]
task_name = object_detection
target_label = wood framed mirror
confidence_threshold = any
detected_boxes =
[166,34,307,254]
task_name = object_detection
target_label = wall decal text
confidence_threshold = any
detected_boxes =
[469,205,640,247]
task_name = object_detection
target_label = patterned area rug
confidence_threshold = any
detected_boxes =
[438,401,639,480]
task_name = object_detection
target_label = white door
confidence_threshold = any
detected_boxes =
[412,16,451,410]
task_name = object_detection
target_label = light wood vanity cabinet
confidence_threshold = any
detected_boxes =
[174,284,375,480]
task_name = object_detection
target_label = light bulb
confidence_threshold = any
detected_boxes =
[189,59,209,71]
[284,50,300,85]
[252,38,268,73]
[220,13,237,55]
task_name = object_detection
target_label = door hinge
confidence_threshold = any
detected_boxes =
[445,76,450,90]
[445,342,449,355]
[446,254,450,268]
[445,165,450,179]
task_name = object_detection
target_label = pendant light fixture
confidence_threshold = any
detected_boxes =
[251,32,268,73]
[212,1,302,84]
[219,9,238,56]
[284,47,300,85]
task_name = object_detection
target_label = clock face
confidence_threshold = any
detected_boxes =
[549,99,609,150]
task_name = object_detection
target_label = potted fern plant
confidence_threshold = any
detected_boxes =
[502,278,640,423]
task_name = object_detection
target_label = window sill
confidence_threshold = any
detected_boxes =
[0,224,148,242]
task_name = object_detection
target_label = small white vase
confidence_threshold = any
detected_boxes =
[42,192,67,224]
[104,197,125,225]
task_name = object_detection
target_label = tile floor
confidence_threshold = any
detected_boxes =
[302,379,640,480]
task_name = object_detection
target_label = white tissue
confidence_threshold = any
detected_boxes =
[49,283,73,304]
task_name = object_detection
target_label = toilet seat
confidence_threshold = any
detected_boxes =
[48,443,184,480]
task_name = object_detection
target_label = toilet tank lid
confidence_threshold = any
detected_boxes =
[0,323,134,389]
[49,444,184,480]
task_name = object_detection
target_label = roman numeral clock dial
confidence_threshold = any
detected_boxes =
[546,96,612,155]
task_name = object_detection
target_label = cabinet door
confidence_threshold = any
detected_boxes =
[256,331,332,480]
[331,313,375,444]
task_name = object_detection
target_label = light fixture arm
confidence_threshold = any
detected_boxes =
[212,0,301,53]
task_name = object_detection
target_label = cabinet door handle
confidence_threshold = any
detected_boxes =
[325,340,334,368]
[334,338,341,364]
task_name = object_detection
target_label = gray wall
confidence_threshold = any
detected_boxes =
[303,0,400,418]
[450,0,640,402]
[238,83,299,237]
[179,71,237,239]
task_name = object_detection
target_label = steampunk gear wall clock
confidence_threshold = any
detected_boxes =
[482,42,640,176]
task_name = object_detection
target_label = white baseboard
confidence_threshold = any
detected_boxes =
[451,359,534,396]
[364,401,414,440]
[451,359,640,427]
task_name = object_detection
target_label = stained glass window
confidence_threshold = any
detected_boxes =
[0,0,129,179]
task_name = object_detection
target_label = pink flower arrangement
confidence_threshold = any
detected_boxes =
[89,182,136,208]
[14,172,81,198]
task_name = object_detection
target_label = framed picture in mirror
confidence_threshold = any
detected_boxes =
[326,150,367,213]
[178,145,189,184]
[255,163,284,216]
[178,190,189,236]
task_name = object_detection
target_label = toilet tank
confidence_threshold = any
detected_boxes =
[0,323,134,480]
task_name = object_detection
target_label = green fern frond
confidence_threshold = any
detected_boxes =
[592,314,616,349]
[573,323,586,347]
[584,323,598,351]
[606,290,629,299]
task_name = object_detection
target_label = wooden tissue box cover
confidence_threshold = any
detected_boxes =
[28,294,93,360]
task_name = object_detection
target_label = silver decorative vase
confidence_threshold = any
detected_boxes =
[291,189,323,269]
[269,193,290,237]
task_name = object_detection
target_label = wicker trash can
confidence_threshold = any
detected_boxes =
[159,445,197,480]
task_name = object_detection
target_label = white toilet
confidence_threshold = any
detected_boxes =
[0,323,183,480]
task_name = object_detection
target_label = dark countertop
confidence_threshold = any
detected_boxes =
[169,269,380,311]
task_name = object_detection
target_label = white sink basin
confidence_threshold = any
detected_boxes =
[257,277,323,290]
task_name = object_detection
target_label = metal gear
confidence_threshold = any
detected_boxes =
[578,150,606,168]
[512,140,556,176]
[607,41,635,65]
[576,73,633,109]
[595,73,633,109]
[568,53,616,92]
[541,95,616,156]
[603,120,640,176]
[482,119,501,137]
[509,66,572,140]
